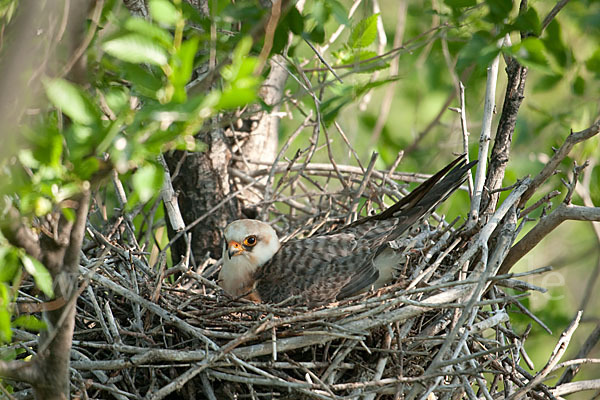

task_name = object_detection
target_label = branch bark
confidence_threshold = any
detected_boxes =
[518,119,600,208]
[499,203,600,275]
[481,57,528,216]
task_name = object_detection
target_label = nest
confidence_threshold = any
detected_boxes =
[12,156,557,399]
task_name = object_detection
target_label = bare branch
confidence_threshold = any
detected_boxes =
[467,36,507,230]
[541,0,571,33]
[0,205,42,260]
[519,119,600,208]
[557,323,600,385]
[508,311,582,400]
[499,203,600,275]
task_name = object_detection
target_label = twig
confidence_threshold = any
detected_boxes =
[499,203,600,275]
[519,119,600,208]
[557,323,600,384]
[303,38,343,83]
[508,311,582,400]
[467,35,508,230]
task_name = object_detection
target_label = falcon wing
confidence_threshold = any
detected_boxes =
[253,231,384,304]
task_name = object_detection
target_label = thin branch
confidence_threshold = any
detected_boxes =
[508,311,582,400]
[541,0,571,33]
[467,35,507,230]
[499,204,600,275]
[518,119,600,208]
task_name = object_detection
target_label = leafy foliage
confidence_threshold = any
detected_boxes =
[0,0,263,343]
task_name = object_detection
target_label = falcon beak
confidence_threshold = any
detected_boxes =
[227,240,245,259]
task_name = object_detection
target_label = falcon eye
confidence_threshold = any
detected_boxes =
[244,235,257,247]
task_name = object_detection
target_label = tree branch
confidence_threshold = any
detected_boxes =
[481,57,528,216]
[0,360,39,385]
[518,119,600,208]
[499,204,600,275]
[0,205,42,260]
[508,311,582,400]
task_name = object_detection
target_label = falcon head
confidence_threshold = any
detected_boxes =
[219,219,281,299]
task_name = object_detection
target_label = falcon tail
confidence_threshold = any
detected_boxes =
[383,155,477,243]
[335,155,476,301]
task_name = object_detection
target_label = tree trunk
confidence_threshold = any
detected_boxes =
[164,57,287,264]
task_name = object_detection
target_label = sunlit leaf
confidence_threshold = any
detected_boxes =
[170,36,200,102]
[33,197,52,217]
[103,34,168,66]
[132,164,163,203]
[124,17,173,47]
[44,78,99,126]
[0,308,11,343]
[0,248,19,282]
[13,315,47,332]
[348,14,379,49]
[149,0,181,27]
[61,206,76,222]
[20,255,54,298]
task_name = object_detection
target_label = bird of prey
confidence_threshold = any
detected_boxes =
[219,156,476,305]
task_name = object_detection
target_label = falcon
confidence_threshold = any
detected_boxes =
[219,156,476,305]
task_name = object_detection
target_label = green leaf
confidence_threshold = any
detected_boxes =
[485,0,513,24]
[585,49,600,75]
[105,88,130,114]
[44,78,99,126]
[149,0,181,27]
[512,7,541,36]
[132,164,163,203]
[505,37,549,72]
[103,34,168,66]
[348,14,379,49]
[122,63,164,99]
[309,0,328,25]
[286,6,305,35]
[170,36,200,103]
[306,25,325,44]
[445,0,476,8]
[327,0,349,26]
[0,308,10,343]
[20,255,54,298]
[61,206,76,222]
[533,73,562,92]
[233,36,253,65]
[542,20,568,68]
[124,17,173,47]
[456,32,501,71]
[218,86,258,109]
[0,247,19,282]
[33,197,52,217]
[572,75,585,95]
[181,2,210,30]
[13,315,47,332]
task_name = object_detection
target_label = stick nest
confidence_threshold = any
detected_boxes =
[15,158,554,400]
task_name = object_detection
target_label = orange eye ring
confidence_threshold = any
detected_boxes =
[244,235,257,247]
